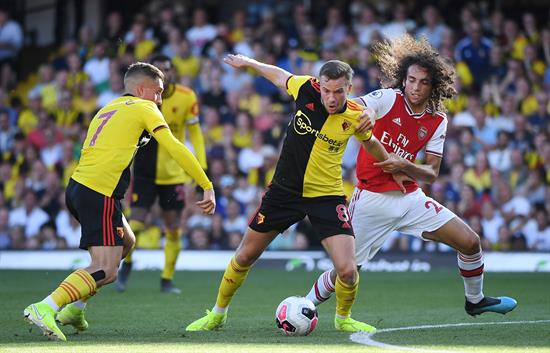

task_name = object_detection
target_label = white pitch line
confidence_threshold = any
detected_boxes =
[350,319,550,353]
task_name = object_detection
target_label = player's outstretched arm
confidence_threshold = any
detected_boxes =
[154,127,216,214]
[223,54,292,89]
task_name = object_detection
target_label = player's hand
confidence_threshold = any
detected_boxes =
[391,172,414,193]
[374,153,407,173]
[223,54,255,69]
[196,188,216,215]
[356,105,375,134]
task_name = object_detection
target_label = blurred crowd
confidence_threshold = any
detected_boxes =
[0,1,549,253]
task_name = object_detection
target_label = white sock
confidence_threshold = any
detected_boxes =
[212,305,227,314]
[306,270,335,306]
[41,295,59,311]
[457,251,484,304]
[73,300,87,310]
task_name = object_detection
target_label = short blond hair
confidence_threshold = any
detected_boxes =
[124,62,164,89]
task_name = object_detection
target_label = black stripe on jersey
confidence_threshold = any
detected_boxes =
[285,76,292,90]
[153,125,168,133]
[133,131,158,180]
[272,79,328,195]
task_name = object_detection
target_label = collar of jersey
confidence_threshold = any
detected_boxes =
[403,96,429,118]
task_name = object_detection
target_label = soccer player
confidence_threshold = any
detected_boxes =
[305,35,517,317]
[186,54,404,333]
[23,62,215,341]
[116,54,207,294]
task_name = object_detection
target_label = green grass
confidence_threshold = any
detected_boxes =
[1,269,549,352]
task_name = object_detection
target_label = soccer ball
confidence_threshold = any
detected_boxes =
[275,296,318,336]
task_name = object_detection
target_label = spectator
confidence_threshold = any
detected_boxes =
[497,180,531,225]
[83,41,110,89]
[238,132,265,174]
[55,201,81,248]
[8,190,49,239]
[480,201,505,246]
[97,73,124,107]
[321,7,347,49]
[186,8,217,56]
[416,6,448,49]
[0,207,10,248]
[381,3,416,40]
[188,227,211,250]
[523,207,550,251]
[353,5,382,47]
[99,11,125,52]
[0,108,16,153]
[487,131,513,173]
[0,8,23,89]
[455,20,492,87]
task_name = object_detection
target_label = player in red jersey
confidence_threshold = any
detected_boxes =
[305,35,517,317]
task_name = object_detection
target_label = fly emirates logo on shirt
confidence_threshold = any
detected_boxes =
[293,110,345,150]
[379,131,414,160]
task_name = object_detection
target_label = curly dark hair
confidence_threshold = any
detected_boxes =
[372,35,456,112]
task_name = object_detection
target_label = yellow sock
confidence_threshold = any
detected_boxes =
[80,287,101,302]
[161,229,181,280]
[215,257,251,309]
[124,220,144,264]
[50,269,97,308]
[335,273,359,318]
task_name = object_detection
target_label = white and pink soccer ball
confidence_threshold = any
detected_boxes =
[275,296,318,336]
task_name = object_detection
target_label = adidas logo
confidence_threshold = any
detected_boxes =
[392,117,401,126]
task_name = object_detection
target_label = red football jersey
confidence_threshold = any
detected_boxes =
[357,89,447,193]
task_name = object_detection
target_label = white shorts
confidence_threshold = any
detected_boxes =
[348,187,456,265]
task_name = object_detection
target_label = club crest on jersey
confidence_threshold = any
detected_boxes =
[342,120,351,131]
[418,126,428,140]
[306,102,315,111]
[369,90,383,99]
[256,212,265,224]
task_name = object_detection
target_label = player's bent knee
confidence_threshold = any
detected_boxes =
[234,251,257,267]
[336,265,357,285]
[462,232,481,254]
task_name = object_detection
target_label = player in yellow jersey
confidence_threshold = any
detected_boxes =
[186,54,408,333]
[116,55,207,294]
[23,62,215,341]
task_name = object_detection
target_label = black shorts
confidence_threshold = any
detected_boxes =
[66,179,124,250]
[249,184,354,239]
[131,177,185,211]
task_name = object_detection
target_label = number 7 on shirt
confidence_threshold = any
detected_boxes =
[89,110,117,147]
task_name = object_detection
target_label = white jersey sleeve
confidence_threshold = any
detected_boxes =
[425,114,447,157]
[358,88,396,120]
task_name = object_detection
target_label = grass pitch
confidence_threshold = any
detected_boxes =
[1,268,549,352]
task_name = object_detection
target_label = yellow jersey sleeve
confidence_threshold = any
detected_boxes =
[286,75,313,100]
[141,101,168,133]
[347,99,373,141]
[153,128,212,190]
[354,129,372,141]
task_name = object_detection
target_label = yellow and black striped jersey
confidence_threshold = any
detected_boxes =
[133,84,206,184]
[272,75,372,198]
[72,95,167,198]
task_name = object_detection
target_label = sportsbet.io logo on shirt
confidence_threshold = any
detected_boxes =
[293,110,345,152]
